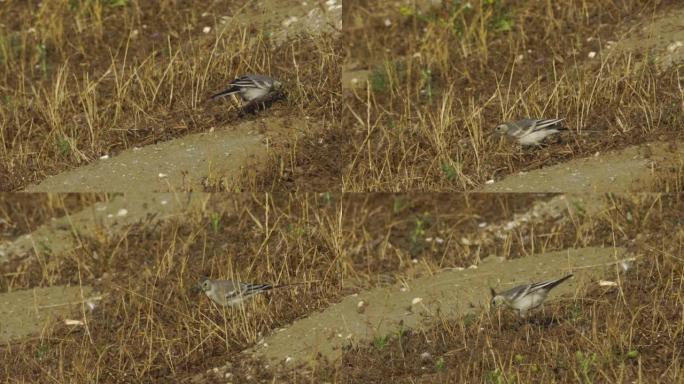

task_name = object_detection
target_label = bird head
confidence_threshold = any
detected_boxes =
[192,276,212,293]
[272,79,283,90]
[493,124,509,136]
[490,287,505,307]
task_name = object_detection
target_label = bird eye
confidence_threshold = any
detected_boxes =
[202,281,210,290]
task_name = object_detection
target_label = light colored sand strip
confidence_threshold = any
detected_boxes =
[0,285,95,343]
[480,142,682,193]
[26,125,266,193]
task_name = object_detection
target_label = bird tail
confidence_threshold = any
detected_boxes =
[242,283,275,295]
[537,274,573,291]
[272,281,319,290]
[210,86,240,99]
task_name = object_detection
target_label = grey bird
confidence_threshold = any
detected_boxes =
[490,274,573,317]
[210,74,282,102]
[196,277,295,307]
[494,118,566,146]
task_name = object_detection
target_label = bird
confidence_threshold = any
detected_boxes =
[196,277,296,307]
[210,74,282,103]
[494,118,566,146]
[490,274,573,317]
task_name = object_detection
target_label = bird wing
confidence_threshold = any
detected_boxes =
[229,76,261,88]
[231,75,274,89]
[502,284,533,302]
[530,118,564,132]
[237,282,274,297]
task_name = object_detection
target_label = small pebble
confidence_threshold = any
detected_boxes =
[282,16,298,27]
[667,41,683,53]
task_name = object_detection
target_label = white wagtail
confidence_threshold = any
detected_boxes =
[490,274,573,317]
[210,74,282,103]
[196,277,298,307]
[494,118,566,146]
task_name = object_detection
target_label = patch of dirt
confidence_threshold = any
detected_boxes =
[612,7,684,71]
[480,141,684,193]
[0,285,96,343]
[25,123,269,192]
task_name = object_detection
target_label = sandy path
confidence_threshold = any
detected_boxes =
[480,141,683,193]
[0,285,97,343]
[26,125,266,192]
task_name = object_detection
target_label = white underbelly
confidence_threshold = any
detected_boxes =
[240,87,269,101]
[518,129,558,146]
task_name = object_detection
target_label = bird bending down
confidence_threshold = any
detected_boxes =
[490,274,573,318]
[494,118,566,146]
[197,277,293,307]
[210,74,282,102]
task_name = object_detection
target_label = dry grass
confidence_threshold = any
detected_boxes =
[652,155,684,193]
[342,0,684,191]
[0,193,103,241]
[1,193,682,382]
[0,1,340,191]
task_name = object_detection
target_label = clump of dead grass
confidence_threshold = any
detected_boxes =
[0,193,103,241]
